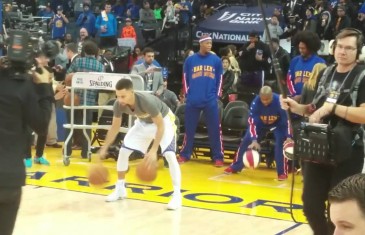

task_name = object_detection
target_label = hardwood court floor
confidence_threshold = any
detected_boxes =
[14,147,312,235]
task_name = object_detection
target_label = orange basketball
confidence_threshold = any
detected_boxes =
[136,158,158,182]
[88,164,109,186]
[63,93,80,106]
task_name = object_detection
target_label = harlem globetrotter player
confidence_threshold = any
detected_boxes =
[178,34,224,167]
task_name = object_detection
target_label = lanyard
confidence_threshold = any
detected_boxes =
[328,67,354,93]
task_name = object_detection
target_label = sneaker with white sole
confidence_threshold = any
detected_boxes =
[33,156,50,165]
[167,193,182,210]
[24,158,32,168]
[105,185,127,202]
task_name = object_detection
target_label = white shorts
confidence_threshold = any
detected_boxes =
[122,111,176,154]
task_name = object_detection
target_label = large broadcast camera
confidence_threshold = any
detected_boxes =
[3,2,51,42]
[6,30,59,69]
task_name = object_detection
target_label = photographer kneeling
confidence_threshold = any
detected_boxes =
[281,28,365,235]
[0,41,55,233]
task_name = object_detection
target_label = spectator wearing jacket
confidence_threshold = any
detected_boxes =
[317,11,333,40]
[95,1,118,49]
[238,31,271,92]
[262,15,283,44]
[221,56,235,106]
[270,38,291,87]
[76,3,96,37]
[333,5,352,37]
[120,18,137,43]
[303,7,317,33]
[139,1,157,42]
[352,4,365,37]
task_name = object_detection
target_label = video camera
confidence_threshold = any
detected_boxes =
[6,30,59,69]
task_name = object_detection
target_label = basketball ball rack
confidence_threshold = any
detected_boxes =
[62,72,145,166]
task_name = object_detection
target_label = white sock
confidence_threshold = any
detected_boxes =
[116,179,125,187]
[173,186,181,195]
[164,151,181,192]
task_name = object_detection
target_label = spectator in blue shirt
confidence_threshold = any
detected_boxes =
[179,0,192,25]
[127,0,140,21]
[113,0,126,20]
[38,4,54,18]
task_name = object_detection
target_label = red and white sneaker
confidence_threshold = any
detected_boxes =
[214,160,224,167]
[224,167,238,174]
[278,174,288,181]
[178,156,189,164]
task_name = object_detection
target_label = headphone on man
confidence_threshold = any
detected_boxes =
[329,28,364,59]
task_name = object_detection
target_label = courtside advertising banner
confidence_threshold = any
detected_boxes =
[71,72,135,90]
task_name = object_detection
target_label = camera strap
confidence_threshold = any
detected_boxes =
[312,64,365,108]
[312,64,336,106]
[334,64,365,107]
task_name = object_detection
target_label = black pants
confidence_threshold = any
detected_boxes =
[0,187,22,235]
[302,146,364,235]
[65,110,93,158]
[239,70,264,90]
[24,128,47,159]
[141,29,156,42]
[35,135,47,157]
[99,36,117,49]
[25,130,33,158]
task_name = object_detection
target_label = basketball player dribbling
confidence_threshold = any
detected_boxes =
[99,78,182,210]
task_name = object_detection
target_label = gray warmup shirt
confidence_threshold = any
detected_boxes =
[113,92,169,123]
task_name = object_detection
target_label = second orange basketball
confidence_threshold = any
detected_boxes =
[136,158,158,182]
[88,164,109,186]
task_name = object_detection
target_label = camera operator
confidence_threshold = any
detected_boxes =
[281,28,365,235]
[24,51,67,167]
[0,56,53,234]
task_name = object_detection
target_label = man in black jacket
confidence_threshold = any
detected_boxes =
[279,14,302,57]
[270,38,291,88]
[238,31,271,94]
[0,57,53,235]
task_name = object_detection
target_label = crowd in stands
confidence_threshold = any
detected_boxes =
[8,0,227,45]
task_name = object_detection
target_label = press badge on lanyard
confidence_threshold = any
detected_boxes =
[326,90,340,104]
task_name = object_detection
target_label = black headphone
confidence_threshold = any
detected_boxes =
[332,28,364,58]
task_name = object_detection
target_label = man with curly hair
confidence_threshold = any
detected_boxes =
[286,31,325,102]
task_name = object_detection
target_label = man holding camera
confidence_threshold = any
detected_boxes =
[76,3,96,38]
[0,56,53,234]
[281,28,365,235]
[238,31,271,94]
